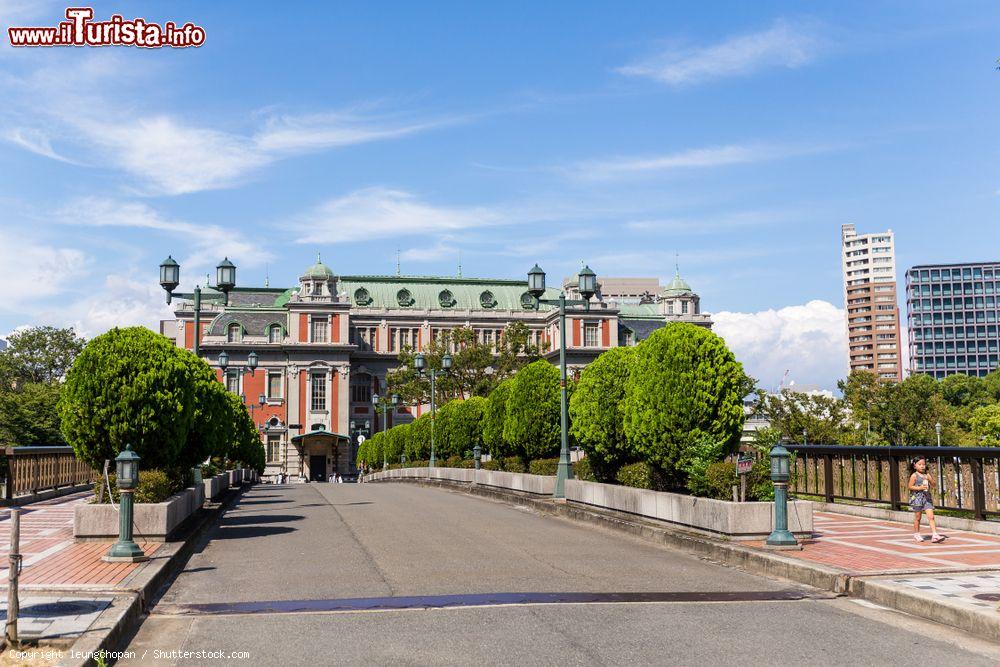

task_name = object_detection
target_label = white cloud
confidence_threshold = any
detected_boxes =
[65,273,173,338]
[4,128,79,164]
[564,143,825,181]
[618,19,820,87]
[255,111,461,153]
[713,300,848,391]
[624,210,794,234]
[57,197,273,272]
[292,187,510,244]
[0,237,88,311]
[1,55,465,195]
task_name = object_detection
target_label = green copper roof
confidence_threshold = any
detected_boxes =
[662,268,693,297]
[617,303,662,319]
[337,275,560,312]
[303,254,335,279]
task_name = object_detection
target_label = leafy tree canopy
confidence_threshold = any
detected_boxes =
[0,382,64,446]
[386,323,546,404]
[0,326,85,385]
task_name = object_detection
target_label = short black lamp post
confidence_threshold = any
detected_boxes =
[473,444,482,470]
[373,392,400,471]
[104,445,148,562]
[765,444,798,548]
[526,263,597,499]
[414,352,451,468]
[159,256,238,357]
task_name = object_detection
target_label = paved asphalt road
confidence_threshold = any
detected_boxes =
[121,482,1000,666]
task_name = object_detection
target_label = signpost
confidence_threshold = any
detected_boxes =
[736,456,754,502]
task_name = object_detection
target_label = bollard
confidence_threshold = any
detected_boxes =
[5,508,21,647]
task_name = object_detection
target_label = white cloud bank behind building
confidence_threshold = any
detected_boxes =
[713,300,848,392]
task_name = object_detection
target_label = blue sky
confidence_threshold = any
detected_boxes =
[2,1,999,389]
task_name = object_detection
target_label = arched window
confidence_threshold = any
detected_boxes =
[269,324,283,343]
[227,323,242,343]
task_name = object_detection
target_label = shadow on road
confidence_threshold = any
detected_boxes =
[220,514,304,526]
[213,525,297,539]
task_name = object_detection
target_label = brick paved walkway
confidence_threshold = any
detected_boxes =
[0,493,159,588]
[749,511,1000,574]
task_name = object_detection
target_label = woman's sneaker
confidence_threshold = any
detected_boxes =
[931,534,947,543]
[913,533,925,542]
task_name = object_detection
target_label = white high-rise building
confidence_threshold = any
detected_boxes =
[841,224,902,382]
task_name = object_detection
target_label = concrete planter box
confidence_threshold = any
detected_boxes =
[369,467,554,496]
[74,485,205,541]
[565,479,812,540]
[228,469,244,487]
[203,473,229,501]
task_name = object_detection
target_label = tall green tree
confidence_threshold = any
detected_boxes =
[622,323,753,488]
[971,404,1000,446]
[59,327,197,471]
[503,360,561,461]
[569,346,637,481]
[754,390,849,444]
[0,326,85,385]
[0,382,64,446]
[386,323,546,403]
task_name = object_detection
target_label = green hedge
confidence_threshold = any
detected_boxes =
[528,457,559,476]
[616,462,654,489]
[94,469,178,504]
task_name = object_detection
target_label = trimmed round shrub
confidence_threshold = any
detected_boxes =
[442,396,486,458]
[622,323,752,487]
[573,457,595,482]
[384,423,409,464]
[616,461,654,489]
[227,392,265,473]
[482,379,512,456]
[528,457,560,476]
[178,351,231,470]
[96,468,179,504]
[703,461,737,500]
[59,327,197,471]
[498,456,526,473]
[406,414,432,461]
[569,346,637,482]
[503,360,560,461]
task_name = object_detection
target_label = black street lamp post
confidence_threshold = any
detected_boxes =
[159,256,238,357]
[414,352,452,468]
[526,264,596,499]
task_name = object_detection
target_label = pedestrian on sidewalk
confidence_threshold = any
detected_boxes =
[909,457,946,543]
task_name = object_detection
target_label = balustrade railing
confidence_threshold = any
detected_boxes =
[784,444,1000,521]
[2,447,94,502]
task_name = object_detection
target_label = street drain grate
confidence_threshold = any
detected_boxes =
[973,593,1000,602]
[153,590,826,616]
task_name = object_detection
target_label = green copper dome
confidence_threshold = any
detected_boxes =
[303,253,334,279]
[662,268,693,297]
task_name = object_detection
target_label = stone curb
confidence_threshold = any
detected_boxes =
[59,481,251,667]
[377,476,1000,642]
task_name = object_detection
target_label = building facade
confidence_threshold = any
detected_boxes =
[841,224,903,382]
[905,262,1000,378]
[162,259,711,481]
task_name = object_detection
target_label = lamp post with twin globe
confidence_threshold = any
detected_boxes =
[413,351,452,468]
[525,263,597,500]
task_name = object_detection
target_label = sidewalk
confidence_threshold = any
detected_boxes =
[0,494,159,589]
[743,510,1000,635]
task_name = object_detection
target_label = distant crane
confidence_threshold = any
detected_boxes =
[777,369,790,393]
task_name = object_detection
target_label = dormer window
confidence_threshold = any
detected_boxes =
[311,282,322,296]
[227,323,242,343]
[269,324,283,343]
